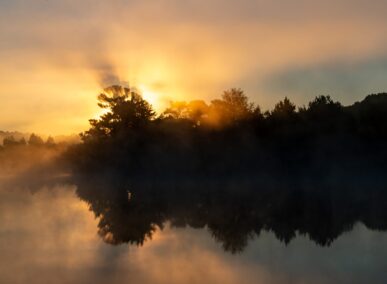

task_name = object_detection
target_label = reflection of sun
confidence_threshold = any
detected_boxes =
[138,84,159,109]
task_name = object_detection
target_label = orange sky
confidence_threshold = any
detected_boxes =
[1,0,387,135]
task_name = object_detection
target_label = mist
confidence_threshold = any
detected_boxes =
[2,0,387,134]
[2,1,387,283]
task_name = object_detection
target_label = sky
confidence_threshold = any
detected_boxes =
[1,0,387,135]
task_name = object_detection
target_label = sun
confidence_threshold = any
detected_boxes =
[138,84,161,110]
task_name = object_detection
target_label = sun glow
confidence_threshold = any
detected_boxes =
[93,107,110,120]
[91,84,165,120]
[138,84,162,112]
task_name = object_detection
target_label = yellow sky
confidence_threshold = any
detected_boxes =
[1,0,387,135]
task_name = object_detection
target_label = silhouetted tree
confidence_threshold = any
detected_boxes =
[57,85,387,253]
[3,136,26,147]
[348,93,387,138]
[45,136,56,147]
[209,88,254,125]
[81,85,155,142]
[3,136,17,146]
[270,97,296,119]
[28,134,44,146]
[307,95,342,113]
[19,137,27,145]
[65,85,387,197]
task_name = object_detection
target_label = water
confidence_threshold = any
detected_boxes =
[0,181,386,284]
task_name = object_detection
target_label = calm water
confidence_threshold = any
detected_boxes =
[1,180,387,284]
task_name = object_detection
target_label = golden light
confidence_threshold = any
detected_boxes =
[93,107,110,120]
[138,84,162,112]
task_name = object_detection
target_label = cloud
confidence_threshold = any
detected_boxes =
[1,0,387,133]
[261,57,387,106]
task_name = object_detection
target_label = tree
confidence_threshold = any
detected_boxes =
[163,101,190,119]
[19,137,27,145]
[271,97,296,119]
[300,95,345,133]
[3,136,26,147]
[209,88,254,125]
[163,100,209,125]
[46,136,56,147]
[187,100,209,124]
[28,134,44,146]
[81,85,155,141]
[3,136,17,147]
[307,95,342,118]
[348,93,387,137]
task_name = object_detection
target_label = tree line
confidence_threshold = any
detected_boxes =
[0,134,56,150]
[66,85,387,182]
[6,85,387,252]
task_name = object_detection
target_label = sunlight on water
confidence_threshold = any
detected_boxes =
[0,184,386,284]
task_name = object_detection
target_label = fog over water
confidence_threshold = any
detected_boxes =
[0,167,387,284]
[1,0,387,282]
[1,90,387,283]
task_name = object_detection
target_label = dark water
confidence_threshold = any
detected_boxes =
[1,176,387,284]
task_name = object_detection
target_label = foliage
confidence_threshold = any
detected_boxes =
[14,86,387,253]
[28,133,44,146]
[3,136,26,147]
[66,86,387,183]
[271,97,296,118]
[81,85,155,142]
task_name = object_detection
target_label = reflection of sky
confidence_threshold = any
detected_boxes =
[1,0,387,134]
[0,186,386,284]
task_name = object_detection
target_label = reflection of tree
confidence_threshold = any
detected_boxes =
[72,172,387,254]
[96,201,161,246]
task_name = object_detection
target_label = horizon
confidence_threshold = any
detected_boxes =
[1,88,386,137]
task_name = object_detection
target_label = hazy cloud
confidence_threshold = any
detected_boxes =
[1,0,387,133]
[262,57,387,106]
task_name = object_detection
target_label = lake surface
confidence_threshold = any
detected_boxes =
[0,180,387,284]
